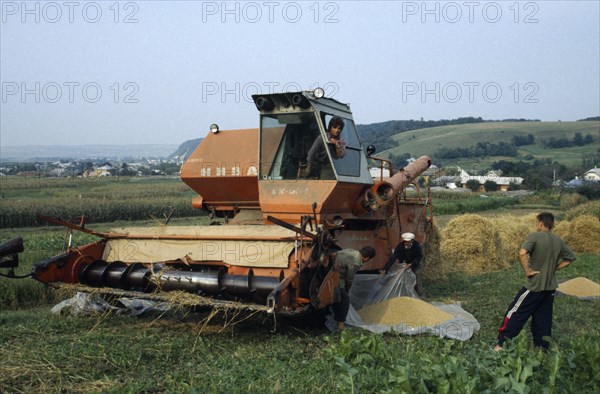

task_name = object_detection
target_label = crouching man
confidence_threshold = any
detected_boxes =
[331,246,376,330]
[381,232,423,296]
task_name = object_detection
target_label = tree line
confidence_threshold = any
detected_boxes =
[435,141,518,160]
[543,132,595,149]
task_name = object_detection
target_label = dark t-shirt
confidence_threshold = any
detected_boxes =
[522,231,576,291]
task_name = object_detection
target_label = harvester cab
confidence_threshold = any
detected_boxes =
[27,89,434,318]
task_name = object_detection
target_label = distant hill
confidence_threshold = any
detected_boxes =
[0,144,178,162]
[168,138,203,161]
[356,117,489,151]
[578,116,600,121]
[378,121,600,169]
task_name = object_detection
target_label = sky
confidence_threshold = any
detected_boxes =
[0,0,599,148]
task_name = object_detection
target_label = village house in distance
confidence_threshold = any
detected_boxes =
[458,168,524,192]
[583,167,600,181]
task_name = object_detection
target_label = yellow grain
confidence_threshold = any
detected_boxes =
[357,296,453,326]
[557,277,600,298]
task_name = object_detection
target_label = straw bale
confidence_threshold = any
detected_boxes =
[421,224,449,281]
[552,220,570,240]
[517,213,540,228]
[440,214,502,275]
[560,193,588,211]
[557,277,600,298]
[490,216,531,268]
[554,215,600,253]
[565,200,600,221]
[357,296,453,326]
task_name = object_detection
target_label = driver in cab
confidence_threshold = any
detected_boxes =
[303,116,346,179]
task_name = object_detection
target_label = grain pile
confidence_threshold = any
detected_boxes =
[440,214,502,275]
[357,296,453,326]
[421,225,449,281]
[490,216,531,268]
[557,277,600,298]
[553,215,600,253]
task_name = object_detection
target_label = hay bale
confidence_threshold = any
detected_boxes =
[440,214,502,275]
[560,193,588,211]
[552,220,570,239]
[357,296,453,326]
[421,224,449,281]
[490,216,531,268]
[565,200,600,220]
[554,215,600,253]
[557,277,600,298]
[517,213,540,227]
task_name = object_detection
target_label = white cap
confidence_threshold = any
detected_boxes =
[401,232,415,241]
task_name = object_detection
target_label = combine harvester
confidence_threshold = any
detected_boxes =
[7,89,433,316]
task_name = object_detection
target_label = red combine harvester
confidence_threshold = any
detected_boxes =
[9,89,433,315]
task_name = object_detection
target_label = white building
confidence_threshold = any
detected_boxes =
[370,167,391,179]
[459,168,524,192]
[583,167,600,181]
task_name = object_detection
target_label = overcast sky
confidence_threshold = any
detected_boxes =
[1,0,599,147]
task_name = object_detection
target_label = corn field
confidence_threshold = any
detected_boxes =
[0,177,203,228]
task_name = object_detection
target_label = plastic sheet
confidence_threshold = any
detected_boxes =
[51,292,172,316]
[342,265,480,341]
[349,266,419,310]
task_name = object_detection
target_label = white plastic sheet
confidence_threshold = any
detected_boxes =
[51,292,171,316]
[344,266,480,341]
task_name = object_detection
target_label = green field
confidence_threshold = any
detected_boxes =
[0,177,204,228]
[1,247,598,392]
[381,121,600,169]
[1,180,598,392]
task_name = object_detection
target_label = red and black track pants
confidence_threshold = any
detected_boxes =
[497,287,555,349]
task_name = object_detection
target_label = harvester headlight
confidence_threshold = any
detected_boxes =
[313,87,325,99]
[292,94,310,109]
[254,96,275,112]
[332,215,343,226]
[210,124,219,134]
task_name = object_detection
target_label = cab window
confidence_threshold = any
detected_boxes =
[260,113,320,180]
[321,114,361,177]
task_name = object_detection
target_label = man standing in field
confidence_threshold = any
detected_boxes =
[495,212,576,351]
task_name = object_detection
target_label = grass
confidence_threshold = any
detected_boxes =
[1,179,598,392]
[1,247,598,392]
[0,311,335,393]
[422,190,562,216]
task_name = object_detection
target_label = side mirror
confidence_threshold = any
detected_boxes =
[366,145,376,157]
